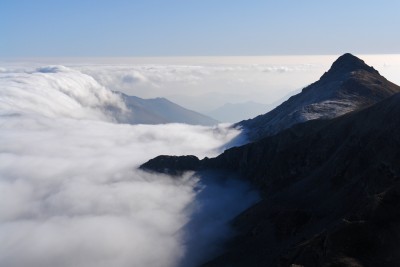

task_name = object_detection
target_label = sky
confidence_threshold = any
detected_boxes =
[1,0,400,57]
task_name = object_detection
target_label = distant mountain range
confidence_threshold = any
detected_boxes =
[237,53,400,141]
[207,101,272,123]
[141,54,400,266]
[117,93,218,126]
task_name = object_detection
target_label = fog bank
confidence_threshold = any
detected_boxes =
[0,66,258,267]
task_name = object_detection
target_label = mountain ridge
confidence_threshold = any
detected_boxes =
[141,92,400,267]
[117,93,219,126]
[139,54,400,266]
[236,53,400,141]
[199,92,400,267]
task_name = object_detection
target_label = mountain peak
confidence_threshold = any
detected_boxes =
[237,54,400,142]
[323,53,378,78]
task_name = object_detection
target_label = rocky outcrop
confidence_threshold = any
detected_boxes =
[236,53,400,141]
[140,155,200,175]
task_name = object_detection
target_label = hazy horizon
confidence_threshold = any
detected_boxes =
[2,54,399,114]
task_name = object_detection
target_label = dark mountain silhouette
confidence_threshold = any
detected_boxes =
[140,54,400,266]
[118,93,218,126]
[142,92,400,267]
[237,53,400,141]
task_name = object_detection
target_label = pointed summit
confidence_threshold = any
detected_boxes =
[322,53,378,79]
[237,54,400,141]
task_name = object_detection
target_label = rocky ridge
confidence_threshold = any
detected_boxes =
[236,53,400,141]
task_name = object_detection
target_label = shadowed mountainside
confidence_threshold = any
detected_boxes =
[141,92,400,267]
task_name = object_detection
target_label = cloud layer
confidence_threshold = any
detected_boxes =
[75,63,324,112]
[0,67,258,267]
[0,65,125,120]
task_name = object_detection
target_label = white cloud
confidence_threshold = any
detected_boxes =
[0,66,258,267]
[73,63,324,114]
[0,66,126,121]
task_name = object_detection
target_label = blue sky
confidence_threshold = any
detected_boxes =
[1,0,400,57]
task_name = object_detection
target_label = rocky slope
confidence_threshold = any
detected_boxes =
[141,92,400,267]
[119,93,218,126]
[236,53,400,141]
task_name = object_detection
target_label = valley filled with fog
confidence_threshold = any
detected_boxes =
[0,65,258,267]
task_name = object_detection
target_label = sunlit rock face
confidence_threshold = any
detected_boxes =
[237,53,400,141]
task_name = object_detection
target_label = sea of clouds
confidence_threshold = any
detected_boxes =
[0,66,259,267]
[3,55,399,114]
[0,59,327,117]
[75,63,323,113]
